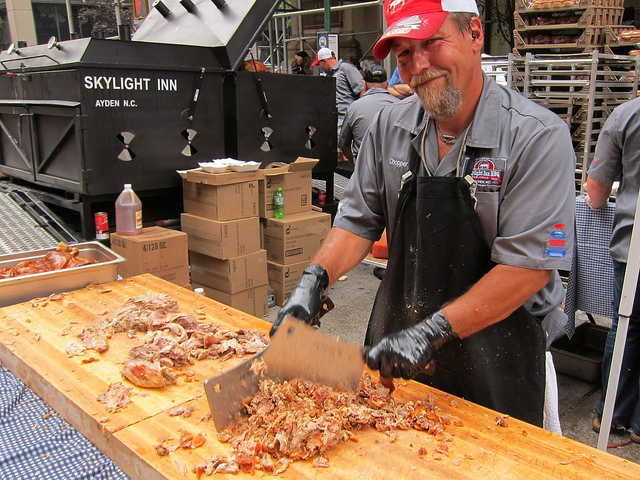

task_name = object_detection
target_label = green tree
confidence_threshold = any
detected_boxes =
[78,0,135,37]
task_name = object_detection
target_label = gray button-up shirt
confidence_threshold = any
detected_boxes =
[334,74,575,316]
[331,60,365,126]
[338,87,399,160]
[588,95,640,263]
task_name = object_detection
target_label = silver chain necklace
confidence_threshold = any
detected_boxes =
[435,121,458,145]
[420,117,472,177]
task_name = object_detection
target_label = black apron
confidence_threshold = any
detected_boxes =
[365,148,546,427]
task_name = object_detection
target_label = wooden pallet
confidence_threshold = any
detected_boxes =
[514,6,624,29]
[517,0,624,10]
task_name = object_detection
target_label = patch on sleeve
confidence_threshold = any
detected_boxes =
[470,158,504,188]
[546,223,567,258]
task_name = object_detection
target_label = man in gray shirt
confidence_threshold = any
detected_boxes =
[586,95,640,444]
[312,47,364,128]
[339,64,399,165]
[273,0,574,429]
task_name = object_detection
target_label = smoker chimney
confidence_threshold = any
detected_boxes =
[152,0,171,18]
[180,0,196,12]
[119,24,132,41]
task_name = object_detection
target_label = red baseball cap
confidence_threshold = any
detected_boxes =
[373,0,480,60]
[312,47,335,66]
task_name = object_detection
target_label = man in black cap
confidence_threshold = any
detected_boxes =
[338,64,399,165]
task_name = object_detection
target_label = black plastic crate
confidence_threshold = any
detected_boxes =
[550,323,609,382]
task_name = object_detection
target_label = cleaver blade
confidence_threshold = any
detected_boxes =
[204,316,365,432]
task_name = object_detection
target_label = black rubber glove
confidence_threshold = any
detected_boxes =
[364,310,458,379]
[269,264,329,337]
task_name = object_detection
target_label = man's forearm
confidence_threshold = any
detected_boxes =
[311,227,374,286]
[586,176,613,209]
[442,264,551,338]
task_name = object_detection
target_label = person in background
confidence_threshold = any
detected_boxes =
[339,64,399,166]
[586,94,640,444]
[292,51,312,75]
[387,65,414,99]
[272,0,575,431]
[312,47,365,129]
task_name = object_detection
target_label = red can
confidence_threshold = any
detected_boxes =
[318,190,326,206]
[95,212,109,240]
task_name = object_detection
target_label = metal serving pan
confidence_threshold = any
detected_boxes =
[0,242,125,307]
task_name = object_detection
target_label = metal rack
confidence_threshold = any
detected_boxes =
[483,51,639,193]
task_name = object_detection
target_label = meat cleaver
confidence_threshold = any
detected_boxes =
[204,315,365,432]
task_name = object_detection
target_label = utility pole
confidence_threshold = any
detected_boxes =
[65,0,78,38]
[324,0,331,32]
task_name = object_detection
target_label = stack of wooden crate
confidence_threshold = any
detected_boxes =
[513,0,627,55]
[482,52,639,193]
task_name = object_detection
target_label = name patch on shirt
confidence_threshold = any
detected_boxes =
[389,157,409,168]
[471,158,504,188]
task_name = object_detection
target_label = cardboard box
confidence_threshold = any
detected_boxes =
[109,227,189,285]
[183,178,259,221]
[190,250,268,294]
[267,259,310,306]
[259,157,318,218]
[181,213,261,260]
[193,283,269,318]
[262,211,331,265]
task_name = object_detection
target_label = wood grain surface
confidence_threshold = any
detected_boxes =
[1,274,639,479]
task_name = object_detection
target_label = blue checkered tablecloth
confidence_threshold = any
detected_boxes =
[564,196,615,334]
[0,362,130,480]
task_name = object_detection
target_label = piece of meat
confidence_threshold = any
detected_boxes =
[79,327,109,353]
[0,242,96,279]
[209,372,456,475]
[121,359,167,388]
[97,382,133,413]
[166,405,196,418]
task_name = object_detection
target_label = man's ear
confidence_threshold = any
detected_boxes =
[469,17,484,50]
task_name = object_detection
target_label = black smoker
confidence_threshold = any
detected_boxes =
[0,0,337,239]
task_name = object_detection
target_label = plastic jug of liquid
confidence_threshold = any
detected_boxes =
[115,184,143,235]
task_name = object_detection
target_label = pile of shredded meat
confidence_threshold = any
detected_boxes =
[0,242,97,279]
[83,293,268,388]
[194,372,460,476]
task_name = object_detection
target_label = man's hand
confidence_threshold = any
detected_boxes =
[364,310,457,379]
[269,264,329,337]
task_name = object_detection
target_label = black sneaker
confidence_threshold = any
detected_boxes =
[373,266,385,280]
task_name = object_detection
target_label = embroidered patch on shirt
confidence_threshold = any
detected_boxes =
[546,223,567,258]
[471,158,504,188]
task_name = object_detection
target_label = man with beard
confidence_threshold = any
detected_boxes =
[271,0,575,430]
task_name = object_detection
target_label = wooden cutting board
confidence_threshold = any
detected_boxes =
[1,274,639,479]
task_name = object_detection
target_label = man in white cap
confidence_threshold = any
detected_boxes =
[272,0,575,430]
[339,64,399,165]
[312,47,364,128]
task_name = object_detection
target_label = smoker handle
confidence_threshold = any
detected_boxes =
[187,67,206,122]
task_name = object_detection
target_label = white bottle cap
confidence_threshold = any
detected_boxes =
[194,287,205,295]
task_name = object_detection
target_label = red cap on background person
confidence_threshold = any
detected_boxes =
[312,47,335,66]
[373,0,480,60]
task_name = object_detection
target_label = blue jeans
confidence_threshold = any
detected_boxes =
[596,260,640,433]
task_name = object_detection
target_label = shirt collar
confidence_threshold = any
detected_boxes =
[364,87,393,96]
